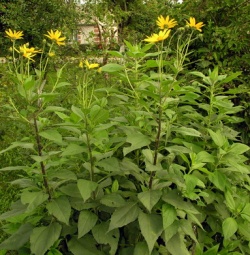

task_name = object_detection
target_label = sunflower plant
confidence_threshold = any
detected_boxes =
[0,16,249,255]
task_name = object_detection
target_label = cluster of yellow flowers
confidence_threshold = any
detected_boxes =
[79,59,99,70]
[5,28,66,61]
[144,15,204,43]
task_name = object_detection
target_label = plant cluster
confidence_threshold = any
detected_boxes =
[0,14,249,255]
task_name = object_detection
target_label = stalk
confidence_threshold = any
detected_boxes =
[33,116,51,200]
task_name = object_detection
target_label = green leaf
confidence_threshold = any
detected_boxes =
[59,183,82,198]
[225,190,235,211]
[56,81,71,88]
[138,190,162,213]
[218,71,241,86]
[46,196,71,225]
[134,242,149,255]
[101,63,124,73]
[222,217,238,239]
[123,132,151,156]
[77,179,98,202]
[61,144,85,156]
[78,210,98,238]
[0,142,34,154]
[21,191,48,212]
[68,236,104,255]
[39,129,62,144]
[100,193,126,207]
[0,223,33,250]
[71,105,85,120]
[241,203,250,222]
[138,212,163,255]
[92,222,119,255]
[96,157,120,172]
[209,171,227,191]
[180,219,197,242]
[48,169,77,181]
[89,105,109,124]
[109,202,139,231]
[162,204,177,229]
[30,223,62,255]
[165,233,190,255]
[207,129,226,147]
[0,166,27,172]
[172,127,201,137]
[203,244,219,255]
[229,143,249,155]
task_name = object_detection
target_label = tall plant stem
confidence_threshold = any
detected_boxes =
[86,131,95,182]
[33,116,51,200]
[149,42,163,189]
[149,105,162,189]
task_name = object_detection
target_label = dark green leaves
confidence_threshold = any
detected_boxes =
[30,223,62,255]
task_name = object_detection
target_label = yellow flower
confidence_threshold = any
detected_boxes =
[79,61,83,68]
[156,15,177,29]
[16,44,41,61]
[48,52,55,57]
[5,29,23,40]
[186,17,205,32]
[144,29,171,43]
[44,30,66,46]
[85,60,99,69]
[19,44,41,54]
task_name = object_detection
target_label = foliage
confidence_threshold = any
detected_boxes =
[0,15,250,255]
[0,0,80,54]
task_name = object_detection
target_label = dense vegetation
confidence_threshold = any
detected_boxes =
[0,0,249,254]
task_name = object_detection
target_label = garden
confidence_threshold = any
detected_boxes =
[0,0,250,254]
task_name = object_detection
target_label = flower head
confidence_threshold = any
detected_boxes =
[48,52,55,57]
[144,29,171,43]
[186,17,205,32]
[79,61,83,68]
[5,29,23,41]
[85,60,99,69]
[156,15,177,30]
[16,44,41,61]
[44,30,66,46]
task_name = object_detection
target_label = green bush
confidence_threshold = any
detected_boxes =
[0,18,249,255]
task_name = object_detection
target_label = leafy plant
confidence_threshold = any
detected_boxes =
[0,15,249,255]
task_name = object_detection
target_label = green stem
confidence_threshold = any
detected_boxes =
[33,116,51,200]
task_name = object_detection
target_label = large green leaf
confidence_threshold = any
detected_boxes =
[101,63,124,72]
[0,223,33,250]
[39,129,62,144]
[61,144,86,156]
[100,193,126,207]
[46,196,71,225]
[165,233,190,255]
[68,235,104,255]
[138,212,163,255]
[138,190,162,213]
[109,202,139,231]
[222,217,238,239]
[133,242,149,255]
[162,203,177,230]
[78,210,98,238]
[123,132,151,156]
[229,143,249,155]
[30,223,62,255]
[89,105,109,125]
[207,129,226,147]
[21,191,48,212]
[59,183,82,198]
[77,179,98,202]
[172,127,201,137]
[92,222,120,255]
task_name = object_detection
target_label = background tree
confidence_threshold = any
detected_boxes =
[0,0,80,54]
